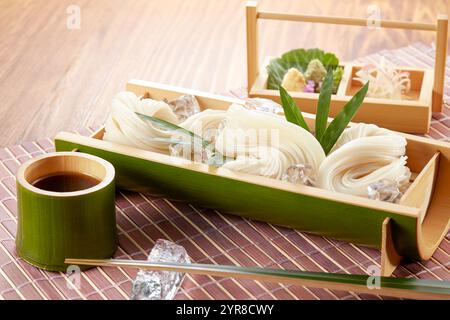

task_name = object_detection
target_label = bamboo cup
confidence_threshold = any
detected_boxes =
[16,152,117,272]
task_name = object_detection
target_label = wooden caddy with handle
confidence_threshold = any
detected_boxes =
[246,1,448,133]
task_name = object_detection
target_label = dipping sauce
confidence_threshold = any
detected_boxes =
[32,173,100,192]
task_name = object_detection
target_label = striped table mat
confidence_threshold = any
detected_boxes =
[1,43,449,300]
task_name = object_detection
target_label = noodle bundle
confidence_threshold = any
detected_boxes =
[318,125,409,196]
[215,104,325,181]
[179,109,227,143]
[103,92,179,153]
[331,123,399,151]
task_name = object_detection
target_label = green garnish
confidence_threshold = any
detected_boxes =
[136,112,208,148]
[319,82,369,154]
[279,86,310,132]
[136,112,229,166]
[279,77,369,155]
[332,66,344,94]
[267,48,340,91]
[315,70,333,141]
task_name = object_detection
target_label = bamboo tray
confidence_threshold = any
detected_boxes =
[245,2,448,134]
[54,79,450,277]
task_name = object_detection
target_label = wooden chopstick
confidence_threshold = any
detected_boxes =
[65,258,450,300]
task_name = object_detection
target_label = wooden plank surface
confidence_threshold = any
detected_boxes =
[0,0,448,146]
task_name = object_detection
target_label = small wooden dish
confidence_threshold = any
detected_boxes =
[245,2,448,134]
[55,80,450,277]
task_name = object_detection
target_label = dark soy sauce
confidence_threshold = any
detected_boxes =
[32,173,100,192]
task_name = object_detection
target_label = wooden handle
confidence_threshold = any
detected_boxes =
[257,11,437,31]
[432,15,448,113]
[246,2,258,92]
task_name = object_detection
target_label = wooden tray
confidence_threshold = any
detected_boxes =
[245,2,448,134]
[54,79,450,277]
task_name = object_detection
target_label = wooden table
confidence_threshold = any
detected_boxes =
[0,0,448,146]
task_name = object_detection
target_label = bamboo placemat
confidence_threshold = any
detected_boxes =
[0,43,449,300]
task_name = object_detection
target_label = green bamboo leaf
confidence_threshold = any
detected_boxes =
[279,86,310,132]
[319,82,369,155]
[66,258,450,299]
[315,70,333,140]
[142,137,189,145]
[136,112,208,148]
[136,112,230,166]
[332,66,344,94]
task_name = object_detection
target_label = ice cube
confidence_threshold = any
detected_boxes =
[367,179,403,203]
[281,164,314,186]
[367,168,411,203]
[169,141,214,164]
[244,98,283,114]
[131,239,190,300]
[166,95,201,121]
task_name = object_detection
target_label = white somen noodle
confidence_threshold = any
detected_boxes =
[215,104,325,181]
[318,125,409,196]
[103,92,179,153]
